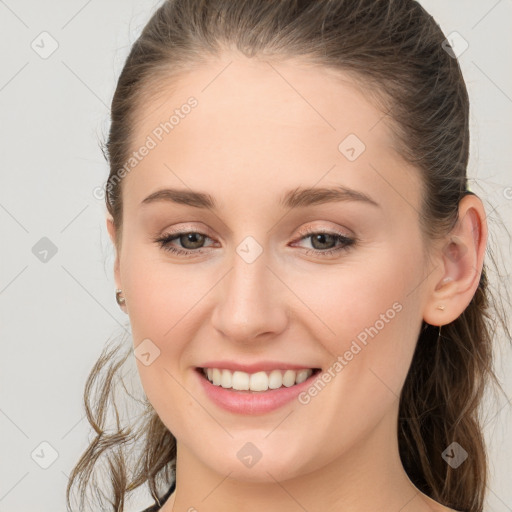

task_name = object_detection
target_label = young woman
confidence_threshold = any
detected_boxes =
[67,1,511,511]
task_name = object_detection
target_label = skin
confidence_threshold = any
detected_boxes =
[107,54,487,512]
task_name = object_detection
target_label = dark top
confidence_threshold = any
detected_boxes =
[140,480,176,512]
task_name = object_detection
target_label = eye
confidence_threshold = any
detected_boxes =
[292,228,356,258]
[153,227,356,258]
[154,230,215,256]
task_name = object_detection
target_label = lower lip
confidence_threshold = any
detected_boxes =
[196,368,321,415]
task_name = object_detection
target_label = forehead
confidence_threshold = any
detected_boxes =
[122,54,421,216]
[132,55,390,148]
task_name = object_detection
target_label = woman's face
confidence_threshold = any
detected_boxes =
[110,55,438,483]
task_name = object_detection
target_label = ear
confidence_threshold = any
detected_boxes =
[423,193,488,326]
[106,216,126,313]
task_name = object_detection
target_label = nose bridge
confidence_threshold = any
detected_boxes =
[230,244,269,302]
[211,234,288,341]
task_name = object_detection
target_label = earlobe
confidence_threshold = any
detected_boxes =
[423,195,487,327]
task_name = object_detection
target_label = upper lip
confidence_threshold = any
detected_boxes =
[197,361,321,373]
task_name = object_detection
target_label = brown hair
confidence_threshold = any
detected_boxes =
[67,1,511,511]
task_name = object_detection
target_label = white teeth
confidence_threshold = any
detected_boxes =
[212,368,222,385]
[295,369,310,384]
[220,369,231,388]
[232,371,249,390]
[201,367,315,391]
[268,369,283,389]
[282,370,296,387]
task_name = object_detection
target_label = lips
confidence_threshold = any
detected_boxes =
[196,365,322,414]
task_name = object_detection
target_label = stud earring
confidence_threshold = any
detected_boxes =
[436,304,445,311]
[115,289,125,306]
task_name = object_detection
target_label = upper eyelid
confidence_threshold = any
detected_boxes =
[157,227,353,249]
[158,227,350,241]
[158,220,351,237]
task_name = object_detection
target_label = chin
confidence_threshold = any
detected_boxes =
[203,448,312,484]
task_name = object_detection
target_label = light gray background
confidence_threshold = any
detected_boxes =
[0,1,511,511]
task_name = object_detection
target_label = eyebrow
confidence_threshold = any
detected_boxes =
[140,185,380,210]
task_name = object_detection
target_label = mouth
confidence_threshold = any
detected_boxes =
[196,367,322,393]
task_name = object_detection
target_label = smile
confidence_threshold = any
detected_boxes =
[200,367,320,392]
[195,365,322,415]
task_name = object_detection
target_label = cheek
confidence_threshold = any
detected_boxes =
[287,247,420,347]
[120,248,218,409]
[121,245,206,343]
[297,244,423,400]
[121,253,205,428]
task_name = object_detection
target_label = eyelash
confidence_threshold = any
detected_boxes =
[153,228,356,258]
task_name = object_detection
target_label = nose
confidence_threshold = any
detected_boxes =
[211,247,289,343]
